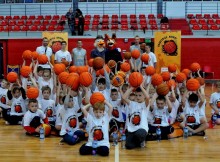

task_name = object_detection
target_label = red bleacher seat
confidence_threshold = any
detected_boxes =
[207,19,215,25]
[45,15,51,20]
[204,14,211,19]
[198,19,206,25]
[111,24,118,30]
[52,15,60,20]
[121,24,128,30]
[92,20,99,25]
[30,25,38,31]
[101,24,109,30]
[13,25,20,31]
[36,15,44,20]
[201,24,209,30]
[0,20,8,26]
[130,18,137,25]
[212,14,219,19]
[0,26,4,32]
[60,15,67,21]
[157,14,164,19]
[85,15,91,20]
[148,14,155,19]
[84,20,90,25]
[94,15,100,20]
[189,19,197,25]
[139,14,146,19]
[160,23,169,30]
[102,19,109,25]
[216,19,220,25]
[112,15,118,19]
[187,14,194,19]
[21,16,27,20]
[47,25,55,31]
[13,16,20,20]
[21,25,29,31]
[149,19,157,25]
[196,14,202,19]
[91,25,99,30]
[121,15,127,20]
[28,15,36,20]
[103,15,109,19]
[84,25,90,31]
[43,20,49,26]
[4,25,13,31]
[210,24,219,30]
[140,25,148,30]
[130,14,136,19]
[26,20,33,26]
[33,20,41,26]
[39,25,46,31]
[192,24,201,30]
[0,16,4,20]
[9,20,16,26]
[17,20,24,26]
[121,19,128,25]
[130,25,138,30]
[50,20,57,25]
[56,25,64,31]
[150,25,158,30]
[111,18,118,25]
[140,19,147,26]
[5,16,12,20]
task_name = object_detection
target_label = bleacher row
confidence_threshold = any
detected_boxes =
[187,13,220,31]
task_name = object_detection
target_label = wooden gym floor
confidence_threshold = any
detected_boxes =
[0,85,220,162]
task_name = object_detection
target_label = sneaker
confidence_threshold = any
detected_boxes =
[140,141,146,148]
[5,121,9,125]
[18,121,22,125]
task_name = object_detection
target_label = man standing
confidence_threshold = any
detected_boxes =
[66,8,76,36]
[36,37,52,61]
[145,45,157,68]
[72,40,87,66]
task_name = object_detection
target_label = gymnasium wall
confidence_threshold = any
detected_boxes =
[4,37,220,79]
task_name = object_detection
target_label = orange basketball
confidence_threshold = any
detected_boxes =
[58,71,69,84]
[182,68,191,78]
[120,62,131,72]
[151,74,163,87]
[79,72,93,87]
[20,66,32,78]
[168,64,177,73]
[99,65,111,76]
[22,50,32,60]
[196,77,205,85]
[31,51,39,60]
[124,52,131,60]
[54,63,66,75]
[176,72,187,83]
[90,92,105,105]
[69,72,79,78]
[38,54,48,64]
[141,53,150,64]
[77,66,89,74]
[93,57,104,70]
[156,83,170,96]
[26,87,39,99]
[117,71,126,79]
[190,62,201,72]
[66,74,80,91]
[161,71,171,81]
[7,72,18,83]
[167,79,176,90]
[131,49,140,59]
[96,70,101,77]
[145,66,156,76]
[88,59,94,67]
[111,75,124,87]
[61,60,69,67]
[42,124,51,137]
[129,72,143,87]
[107,60,117,69]
[186,78,200,91]
[69,66,78,73]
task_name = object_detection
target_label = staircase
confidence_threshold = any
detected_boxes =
[169,18,193,35]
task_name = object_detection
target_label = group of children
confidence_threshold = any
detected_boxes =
[0,53,219,156]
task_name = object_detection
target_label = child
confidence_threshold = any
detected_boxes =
[23,99,48,135]
[79,100,113,156]
[6,81,27,125]
[60,87,85,145]
[149,94,174,140]
[0,79,10,120]
[122,84,149,149]
[210,81,220,124]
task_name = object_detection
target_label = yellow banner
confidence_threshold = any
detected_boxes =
[42,32,68,64]
[154,31,181,73]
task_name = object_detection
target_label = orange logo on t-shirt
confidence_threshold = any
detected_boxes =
[217,101,220,108]
[93,129,104,141]
[112,108,119,118]
[132,115,141,126]
[187,116,196,123]
[46,109,53,117]
[154,117,162,124]
[15,105,22,113]
[69,118,77,128]
[1,96,6,104]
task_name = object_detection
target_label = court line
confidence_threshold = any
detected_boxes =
[115,144,119,162]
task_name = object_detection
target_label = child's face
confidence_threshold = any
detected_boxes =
[14,90,21,98]
[38,70,43,77]
[93,109,104,119]
[129,94,135,101]
[29,102,38,112]
[141,68,146,75]
[189,101,197,108]
[42,90,50,100]
[111,92,118,101]
[122,86,128,93]
[135,92,145,103]
[169,94,175,102]
[97,83,106,91]
[180,88,185,95]
[42,72,51,81]
[68,97,74,108]
[156,99,166,109]
[1,80,8,89]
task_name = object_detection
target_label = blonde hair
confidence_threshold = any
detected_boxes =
[93,102,105,111]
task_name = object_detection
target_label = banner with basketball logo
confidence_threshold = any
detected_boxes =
[42,32,68,65]
[154,31,181,73]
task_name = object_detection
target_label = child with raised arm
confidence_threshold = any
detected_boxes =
[210,81,220,125]
[0,79,10,120]
[79,100,113,156]
[122,83,149,149]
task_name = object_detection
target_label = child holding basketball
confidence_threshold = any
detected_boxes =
[79,99,113,156]
[210,81,220,124]
[0,79,10,121]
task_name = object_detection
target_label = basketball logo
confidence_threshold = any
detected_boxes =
[69,118,77,128]
[112,108,119,118]
[162,40,177,56]
[0,96,6,104]
[216,101,220,108]
[93,128,104,141]
[187,116,196,123]
[131,113,141,126]
[154,117,162,124]
[15,105,22,113]
[46,108,53,117]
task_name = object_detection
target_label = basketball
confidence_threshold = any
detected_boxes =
[7,72,18,83]
[196,77,205,85]
[42,124,51,137]
[111,75,124,87]
[31,51,39,60]
[79,72,93,87]
[186,78,200,91]
[145,66,156,76]
[88,59,94,67]
[20,66,32,78]
[190,62,201,72]
[22,50,32,60]
[129,72,143,87]
[93,57,104,70]
[182,68,191,77]
[131,49,140,59]
[61,59,69,67]
[176,72,187,83]
[38,54,48,64]
[151,74,163,87]
[167,79,176,90]
[168,64,177,73]
[156,83,170,96]
[90,92,105,105]
[69,72,79,77]
[161,71,171,81]
[66,74,80,91]
[58,71,69,84]
[77,66,89,74]
[99,65,111,76]
[141,53,150,64]
[54,63,66,75]
[107,60,117,69]
[117,71,126,79]
[26,87,39,99]
[120,62,131,72]
[124,52,131,60]
[69,66,78,73]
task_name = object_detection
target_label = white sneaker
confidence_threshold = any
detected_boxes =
[140,141,146,148]
[5,121,9,125]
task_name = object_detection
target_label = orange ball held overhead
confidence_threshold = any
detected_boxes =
[20,66,32,78]
[156,83,170,96]
[79,72,93,87]
[38,54,48,64]
[7,72,18,83]
[111,75,124,87]
[120,62,131,72]
[22,50,32,60]
[131,49,140,59]
[145,66,156,76]
[66,74,80,91]
[31,51,39,60]
[176,72,187,83]
[88,59,94,67]
[141,53,150,64]
[168,64,177,73]
[90,92,105,105]
[124,52,131,60]
[129,72,143,87]
[107,60,117,69]
[190,62,201,72]
[93,57,104,70]
[151,74,163,87]
[99,65,111,76]
[58,71,69,84]
[196,77,205,85]
[54,63,66,75]
[167,79,176,90]
[182,68,191,78]
[186,78,200,91]
[161,71,171,81]
[26,87,39,99]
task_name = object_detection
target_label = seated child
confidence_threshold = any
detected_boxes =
[210,81,220,124]
[0,79,10,120]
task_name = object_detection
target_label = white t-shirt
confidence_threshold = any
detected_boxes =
[86,113,110,148]
[151,104,170,127]
[110,99,124,122]
[199,99,206,117]
[126,101,149,133]
[210,92,220,114]
[10,96,26,116]
[169,99,180,122]
[55,104,65,126]
[0,87,9,109]
[72,48,87,66]
[39,99,56,122]
[21,77,34,90]
[23,109,46,126]
[38,77,54,100]
[36,46,52,61]
[55,50,72,63]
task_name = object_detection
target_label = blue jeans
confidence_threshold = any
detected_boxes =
[63,130,85,145]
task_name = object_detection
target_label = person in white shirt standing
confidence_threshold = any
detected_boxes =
[130,35,142,71]
[54,41,72,66]
[145,45,157,68]
[36,37,52,62]
[72,40,87,66]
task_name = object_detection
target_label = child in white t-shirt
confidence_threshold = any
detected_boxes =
[79,100,113,156]
[210,81,220,124]
[0,79,10,120]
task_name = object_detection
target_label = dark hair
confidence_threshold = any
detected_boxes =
[111,88,118,93]
[61,41,67,45]
[41,85,51,93]
[62,95,73,103]
[42,37,48,41]
[141,67,146,70]
[156,95,166,102]
[98,78,106,85]
[37,66,44,72]
[188,93,198,102]
[28,99,38,104]
[135,87,142,93]
[12,87,21,94]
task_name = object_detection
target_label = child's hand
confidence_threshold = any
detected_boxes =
[35,126,40,133]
